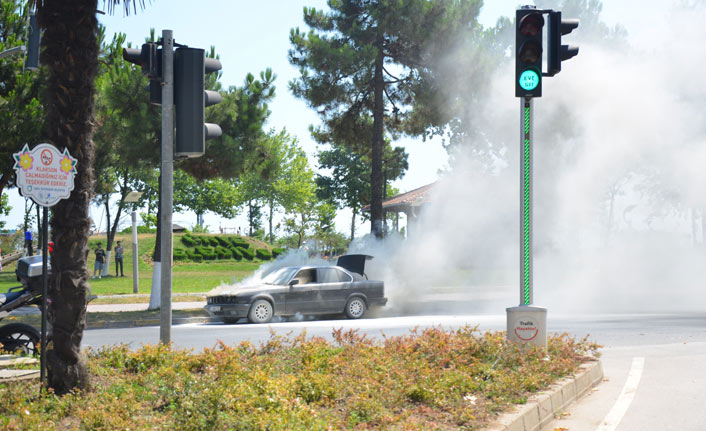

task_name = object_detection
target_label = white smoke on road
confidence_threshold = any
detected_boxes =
[352,0,706,314]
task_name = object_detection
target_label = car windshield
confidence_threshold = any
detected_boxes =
[261,267,298,285]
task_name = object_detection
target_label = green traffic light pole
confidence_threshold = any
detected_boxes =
[506,95,547,348]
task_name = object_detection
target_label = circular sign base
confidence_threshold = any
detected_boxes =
[506,305,547,348]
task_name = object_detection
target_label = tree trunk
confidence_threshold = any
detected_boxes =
[39,0,99,394]
[350,207,357,241]
[370,39,385,239]
[268,200,274,244]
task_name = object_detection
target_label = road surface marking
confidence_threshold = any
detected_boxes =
[596,357,645,431]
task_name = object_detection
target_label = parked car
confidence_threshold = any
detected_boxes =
[205,254,387,324]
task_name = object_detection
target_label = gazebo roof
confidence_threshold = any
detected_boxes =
[362,182,436,213]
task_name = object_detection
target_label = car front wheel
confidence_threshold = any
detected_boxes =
[248,299,273,323]
[345,297,366,319]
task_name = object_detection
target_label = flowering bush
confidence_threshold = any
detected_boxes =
[0,328,599,430]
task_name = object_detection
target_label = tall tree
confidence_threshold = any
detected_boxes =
[34,0,106,394]
[289,0,481,238]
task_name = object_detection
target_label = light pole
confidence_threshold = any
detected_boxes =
[124,191,142,294]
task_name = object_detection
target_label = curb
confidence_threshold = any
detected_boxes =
[86,316,212,330]
[484,359,604,431]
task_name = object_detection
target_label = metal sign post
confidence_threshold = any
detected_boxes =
[13,143,77,388]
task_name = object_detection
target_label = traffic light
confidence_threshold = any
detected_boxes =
[547,11,579,77]
[174,47,222,159]
[516,8,544,98]
[25,14,40,70]
[122,43,162,104]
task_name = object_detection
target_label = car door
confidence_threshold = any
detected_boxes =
[285,268,318,314]
[314,267,351,313]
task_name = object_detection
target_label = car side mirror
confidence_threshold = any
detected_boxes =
[288,279,299,286]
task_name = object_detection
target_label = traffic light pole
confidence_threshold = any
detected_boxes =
[520,97,533,306]
[506,96,547,348]
[159,30,174,345]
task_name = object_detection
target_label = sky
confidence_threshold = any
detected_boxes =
[3,0,648,235]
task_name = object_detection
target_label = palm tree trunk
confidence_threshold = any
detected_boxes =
[38,0,99,394]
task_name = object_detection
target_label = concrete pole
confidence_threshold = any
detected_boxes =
[159,30,174,344]
[131,211,139,293]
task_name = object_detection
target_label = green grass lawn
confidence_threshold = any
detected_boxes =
[0,233,270,296]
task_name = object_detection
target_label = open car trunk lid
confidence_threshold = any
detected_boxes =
[336,254,373,278]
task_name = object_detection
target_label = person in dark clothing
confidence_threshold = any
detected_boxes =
[115,241,125,277]
[93,243,106,279]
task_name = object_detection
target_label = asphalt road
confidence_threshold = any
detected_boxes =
[82,312,706,431]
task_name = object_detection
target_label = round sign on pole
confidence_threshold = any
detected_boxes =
[13,143,78,207]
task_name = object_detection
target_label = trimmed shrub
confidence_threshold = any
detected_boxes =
[181,234,199,247]
[215,246,233,260]
[186,249,203,262]
[238,246,255,260]
[272,247,285,258]
[197,246,217,260]
[229,237,250,249]
[173,249,188,261]
[255,248,272,260]
[230,247,243,260]
[215,236,230,247]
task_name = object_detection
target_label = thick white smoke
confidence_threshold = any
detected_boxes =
[353,1,706,314]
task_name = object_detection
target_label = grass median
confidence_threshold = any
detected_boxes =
[0,328,599,430]
[0,233,265,296]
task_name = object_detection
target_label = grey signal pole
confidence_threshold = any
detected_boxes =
[159,30,174,344]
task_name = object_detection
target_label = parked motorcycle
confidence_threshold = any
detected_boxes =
[0,256,47,355]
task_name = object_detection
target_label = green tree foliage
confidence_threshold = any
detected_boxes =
[241,129,316,244]
[180,69,276,181]
[0,0,44,197]
[173,170,241,228]
[316,141,407,240]
[289,0,481,238]
[92,29,160,256]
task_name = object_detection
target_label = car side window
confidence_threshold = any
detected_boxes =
[293,269,316,285]
[335,268,352,282]
[318,268,340,284]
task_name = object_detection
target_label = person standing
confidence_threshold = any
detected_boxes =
[93,243,106,279]
[114,241,125,277]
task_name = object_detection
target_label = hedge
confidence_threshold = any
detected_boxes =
[173,249,188,261]
[272,247,285,258]
[229,237,250,249]
[215,246,233,260]
[238,246,255,260]
[181,234,199,247]
[255,248,272,260]
[196,246,217,260]
[230,247,243,260]
[185,249,203,262]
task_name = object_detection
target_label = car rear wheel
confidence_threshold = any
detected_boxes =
[248,300,273,323]
[345,297,366,319]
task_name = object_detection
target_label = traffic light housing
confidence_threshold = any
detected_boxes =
[547,11,579,77]
[516,8,544,98]
[123,43,162,104]
[25,14,40,70]
[174,47,223,159]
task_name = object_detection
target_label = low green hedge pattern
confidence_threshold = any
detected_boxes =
[176,234,271,263]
